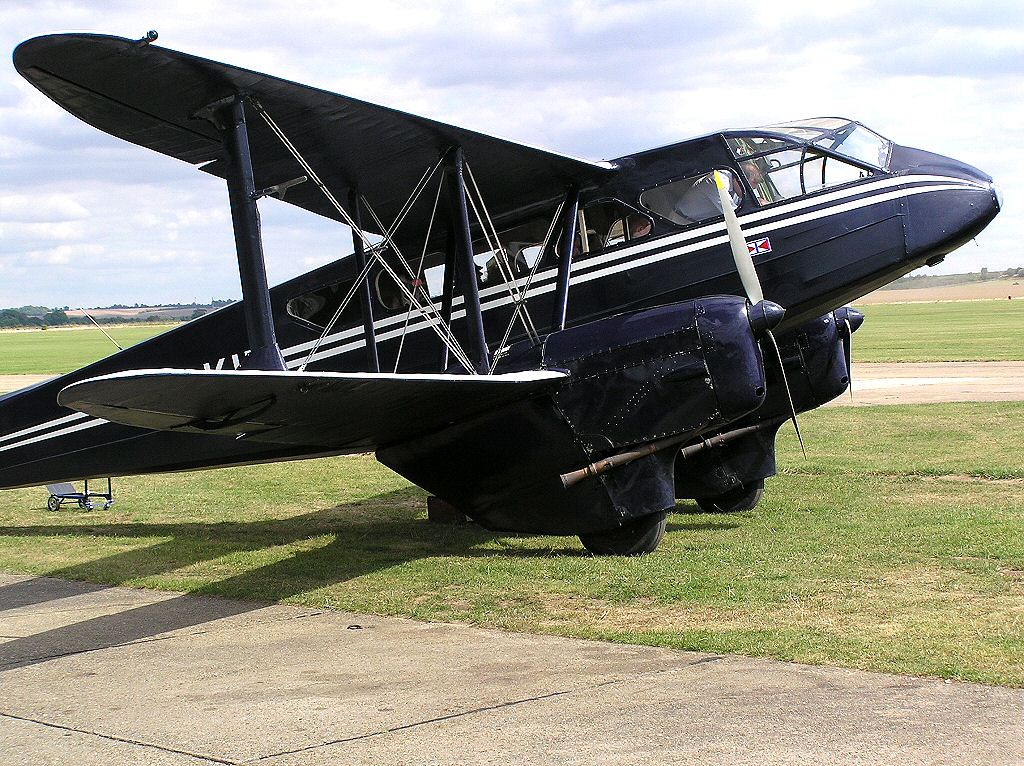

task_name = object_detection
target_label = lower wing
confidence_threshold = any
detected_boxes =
[58,368,566,451]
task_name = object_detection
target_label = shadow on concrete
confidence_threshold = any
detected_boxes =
[0,487,579,671]
[0,488,748,671]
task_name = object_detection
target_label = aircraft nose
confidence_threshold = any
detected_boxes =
[991,181,1003,211]
[891,145,1001,262]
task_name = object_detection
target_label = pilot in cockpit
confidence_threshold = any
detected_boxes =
[672,169,743,223]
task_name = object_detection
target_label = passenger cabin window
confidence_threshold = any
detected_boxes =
[639,169,741,226]
[579,199,652,251]
[375,269,421,312]
[287,280,362,329]
[475,247,532,288]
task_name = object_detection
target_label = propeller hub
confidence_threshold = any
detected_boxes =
[746,300,786,338]
[834,307,865,335]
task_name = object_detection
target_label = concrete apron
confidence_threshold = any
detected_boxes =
[1,573,1021,765]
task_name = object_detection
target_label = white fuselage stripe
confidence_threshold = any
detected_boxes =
[0,411,89,446]
[0,175,984,448]
[283,176,981,366]
[279,173,980,360]
[0,417,108,454]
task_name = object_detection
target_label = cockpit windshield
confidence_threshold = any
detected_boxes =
[745,118,892,169]
[722,118,891,208]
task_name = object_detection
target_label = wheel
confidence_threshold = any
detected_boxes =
[579,511,667,556]
[695,478,764,514]
[77,499,87,509]
[47,496,60,512]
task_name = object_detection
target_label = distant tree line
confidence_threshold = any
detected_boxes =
[0,299,236,329]
[885,267,1023,291]
[0,308,75,328]
[97,299,235,310]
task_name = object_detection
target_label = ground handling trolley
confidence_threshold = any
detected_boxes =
[45,478,114,511]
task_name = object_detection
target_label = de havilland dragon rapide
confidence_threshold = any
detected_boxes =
[0,32,1001,554]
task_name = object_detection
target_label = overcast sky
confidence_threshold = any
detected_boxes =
[1,0,1020,308]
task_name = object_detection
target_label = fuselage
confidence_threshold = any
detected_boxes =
[250,118,999,376]
[0,117,1000,489]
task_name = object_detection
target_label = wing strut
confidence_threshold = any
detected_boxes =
[551,187,580,332]
[207,95,286,370]
[250,101,476,374]
[445,147,490,374]
[348,190,380,373]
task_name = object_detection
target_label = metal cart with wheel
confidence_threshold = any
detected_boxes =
[45,478,114,511]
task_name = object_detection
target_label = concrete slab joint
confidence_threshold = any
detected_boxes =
[1,572,1022,765]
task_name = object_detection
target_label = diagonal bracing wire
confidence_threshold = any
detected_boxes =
[357,194,475,372]
[297,255,378,371]
[464,162,539,344]
[251,100,475,373]
[488,199,565,373]
[393,180,444,372]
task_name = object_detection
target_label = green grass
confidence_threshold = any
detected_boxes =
[1,402,1021,685]
[853,300,1024,362]
[0,299,1021,377]
[0,324,175,374]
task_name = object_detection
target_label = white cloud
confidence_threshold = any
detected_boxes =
[24,242,104,264]
[0,0,1019,307]
[0,193,89,222]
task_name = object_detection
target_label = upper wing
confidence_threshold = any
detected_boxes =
[57,368,566,451]
[14,33,615,241]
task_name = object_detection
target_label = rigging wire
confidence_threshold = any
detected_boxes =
[296,254,377,371]
[488,199,565,373]
[358,195,475,373]
[464,162,539,344]
[79,308,123,351]
[252,100,474,373]
[393,179,444,372]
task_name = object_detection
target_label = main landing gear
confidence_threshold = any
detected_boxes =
[695,478,765,514]
[578,510,667,556]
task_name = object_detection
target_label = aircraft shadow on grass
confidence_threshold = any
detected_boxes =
[0,490,735,671]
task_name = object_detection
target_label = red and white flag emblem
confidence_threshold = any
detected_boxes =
[747,237,772,255]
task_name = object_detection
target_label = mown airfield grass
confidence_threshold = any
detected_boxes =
[0,299,1022,685]
[0,324,175,375]
[853,299,1024,362]
[0,298,1020,375]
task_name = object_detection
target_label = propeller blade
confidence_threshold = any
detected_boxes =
[713,170,763,304]
[765,329,806,459]
[843,317,854,402]
[713,170,804,457]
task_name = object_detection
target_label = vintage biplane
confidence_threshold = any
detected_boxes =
[0,32,1001,554]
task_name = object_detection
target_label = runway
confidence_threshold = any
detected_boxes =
[1,572,1021,765]
[828,361,1024,406]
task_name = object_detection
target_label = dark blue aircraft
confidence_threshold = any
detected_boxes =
[0,33,1001,554]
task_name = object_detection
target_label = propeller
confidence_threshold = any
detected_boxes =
[834,307,864,402]
[713,171,805,458]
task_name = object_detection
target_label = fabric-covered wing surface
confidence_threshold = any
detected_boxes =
[14,33,614,243]
[57,369,567,451]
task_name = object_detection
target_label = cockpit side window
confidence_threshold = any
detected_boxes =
[736,147,872,206]
[639,169,741,226]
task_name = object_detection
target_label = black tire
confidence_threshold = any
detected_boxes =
[579,511,667,556]
[695,478,764,514]
[47,496,60,512]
